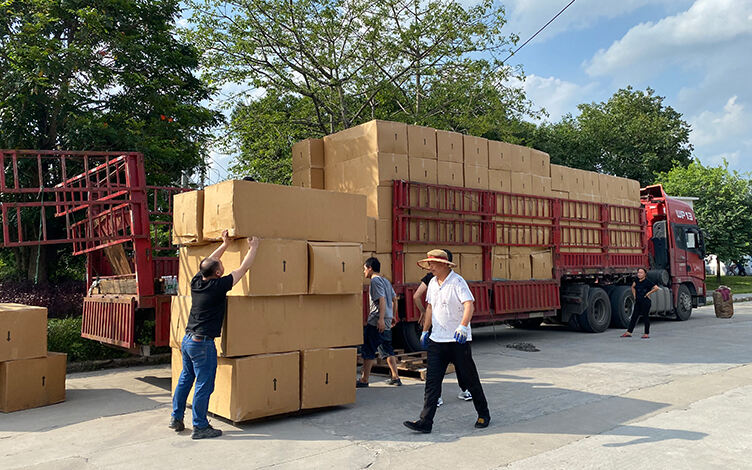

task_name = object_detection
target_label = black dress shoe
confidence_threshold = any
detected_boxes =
[169,417,185,432]
[403,420,432,433]
[474,416,491,428]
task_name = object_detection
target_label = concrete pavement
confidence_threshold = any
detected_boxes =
[2,303,751,469]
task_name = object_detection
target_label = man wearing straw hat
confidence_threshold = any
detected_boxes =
[403,249,490,433]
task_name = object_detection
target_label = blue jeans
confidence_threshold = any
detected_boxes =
[172,333,217,429]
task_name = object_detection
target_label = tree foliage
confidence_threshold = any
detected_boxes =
[186,0,537,183]
[658,160,752,270]
[528,87,693,185]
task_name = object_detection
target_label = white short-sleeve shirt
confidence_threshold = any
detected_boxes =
[425,270,475,342]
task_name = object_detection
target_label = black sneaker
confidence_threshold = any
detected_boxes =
[386,377,402,386]
[474,416,491,429]
[356,380,369,388]
[168,417,185,432]
[191,424,222,440]
[403,420,432,433]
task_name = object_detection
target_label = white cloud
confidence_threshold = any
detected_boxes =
[503,0,689,43]
[585,0,752,77]
[516,74,598,122]
[690,96,747,147]
[704,151,740,168]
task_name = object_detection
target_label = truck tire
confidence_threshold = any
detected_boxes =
[609,286,634,329]
[675,284,693,321]
[399,321,423,352]
[578,287,611,333]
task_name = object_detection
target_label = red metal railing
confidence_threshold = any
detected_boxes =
[81,296,136,349]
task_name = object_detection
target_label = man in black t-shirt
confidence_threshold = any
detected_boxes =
[171,230,259,439]
[411,249,472,404]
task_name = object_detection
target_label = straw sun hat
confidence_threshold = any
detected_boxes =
[417,249,457,270]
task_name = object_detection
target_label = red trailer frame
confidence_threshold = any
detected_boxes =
[391,180,648,324]
[0,150,185,351]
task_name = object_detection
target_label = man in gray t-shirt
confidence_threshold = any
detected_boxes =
[358,257,401,387]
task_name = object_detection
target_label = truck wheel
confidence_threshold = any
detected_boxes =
[609,286,634,329]
[399,321,423,352]
[578,287,611,333]
[675,284,693,321]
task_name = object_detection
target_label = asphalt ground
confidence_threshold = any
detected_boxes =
[2,303,751,469]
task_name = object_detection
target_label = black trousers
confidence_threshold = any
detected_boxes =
[419,341,489,426]
[628,297,651,334]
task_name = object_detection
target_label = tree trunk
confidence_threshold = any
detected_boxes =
[26,244,48,283]
[716,257,721,282]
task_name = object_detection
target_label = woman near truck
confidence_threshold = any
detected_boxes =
[621,267,660,339]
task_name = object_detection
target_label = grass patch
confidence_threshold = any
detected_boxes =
[704,276,752,295]
[48,318,131,362]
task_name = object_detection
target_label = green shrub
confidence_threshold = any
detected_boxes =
[48,318,131,362]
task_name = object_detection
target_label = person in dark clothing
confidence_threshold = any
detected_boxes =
[170,230,259,439]
[412,249,471,404]
[404,249,490,434]
[621,267,660,339]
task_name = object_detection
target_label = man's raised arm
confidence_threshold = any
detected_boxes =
[231,237,260,286]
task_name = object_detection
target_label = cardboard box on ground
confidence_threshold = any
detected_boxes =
[202,180,366,242]
[300,348,357,409]
[0,352,66,412]
[0,303,47,362]
[170,295,362,357]
[171,348,300,423]
[173,190,204,245]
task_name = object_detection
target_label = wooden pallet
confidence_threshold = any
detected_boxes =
[358,349,455,381]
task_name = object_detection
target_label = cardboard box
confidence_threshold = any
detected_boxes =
[492,246,510,279]
[511,172,533,195]
[376,218,391,253]
[409,157,438,184]
[364,217,377,252]
[0,303,47,362]
[530,150,551,177]
[463,135,489,167]
[531,250,554,279]
[177,239,309,297]
[323,120,407,164]
[300,348,356,409]
[531,175,552,197]
[326,153,408,189]
[0,352,66,412]
[403,252,428,283]
[292,168,324,189]
[171,294,363,356]
[489,169,512,192]
[172,349,300,422]
[550,164,568,192]
[437,161,464,187]
[509,248,532,280]
[203,180,366,242]
[292,138,325,171]
[436,130,463,163]
[488,141,513,170]
[460,254,483,281]
[552,190,569,200]
[173,190,204,245]
[308,242,363,294]
[510,145,531,173]
[464,164,489,190]
[407,125,437,159]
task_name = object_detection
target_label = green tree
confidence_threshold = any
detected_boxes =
[658,160,752,280]
[0,0,220,280]
[527,87,693,185]
[186,0,536,183]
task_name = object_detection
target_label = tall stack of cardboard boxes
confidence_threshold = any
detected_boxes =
[291,120,643,284]
[171,180,366,422]
[0,304,66,413]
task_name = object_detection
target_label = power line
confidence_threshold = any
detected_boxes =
[502,0,576,65]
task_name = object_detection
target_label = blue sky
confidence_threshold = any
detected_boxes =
[503,0,752,174]
[201,0,752,182]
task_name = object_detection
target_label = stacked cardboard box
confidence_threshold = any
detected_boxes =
[0,304,66,412]
[292,120,643,283]
[292,139,325,189]
[171,180,365,422]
